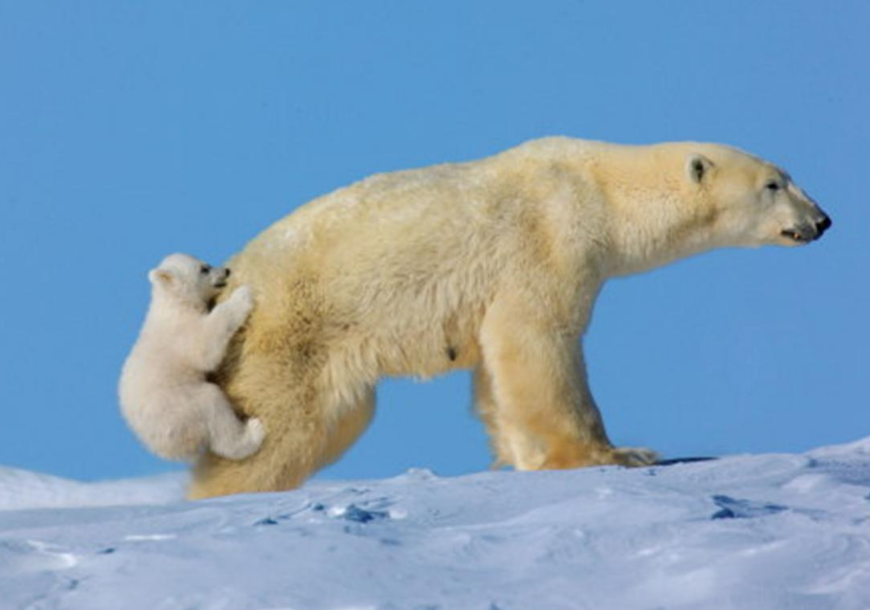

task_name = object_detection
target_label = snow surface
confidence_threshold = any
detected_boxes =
[1,439,869,610]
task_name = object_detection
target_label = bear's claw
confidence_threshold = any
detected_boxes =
[611,446,659,467]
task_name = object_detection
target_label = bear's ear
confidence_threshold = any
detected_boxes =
[686,154,714,184]
[148,268,175,288]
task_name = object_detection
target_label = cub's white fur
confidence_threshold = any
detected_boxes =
[119,253,264,461]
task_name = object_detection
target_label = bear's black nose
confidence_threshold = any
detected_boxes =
[815,214,832,237]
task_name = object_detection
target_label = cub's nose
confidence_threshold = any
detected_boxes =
[815,214,832,238]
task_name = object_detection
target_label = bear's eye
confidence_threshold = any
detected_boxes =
[765,181,781,192]
[200,265,211,275]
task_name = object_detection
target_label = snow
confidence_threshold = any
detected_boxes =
[0,468,186,512]
[1,440,869,610]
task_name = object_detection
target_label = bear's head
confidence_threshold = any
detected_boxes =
[686,145,831,249]
[148,253,231,311]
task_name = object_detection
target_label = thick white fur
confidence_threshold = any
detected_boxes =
[119,253,264,461]
[188,138,829,499]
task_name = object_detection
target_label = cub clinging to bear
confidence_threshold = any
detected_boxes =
[120,253,265,461]
[183,137,829,499]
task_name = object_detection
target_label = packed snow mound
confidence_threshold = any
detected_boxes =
[1,439,869,610]
[0,467,187,511]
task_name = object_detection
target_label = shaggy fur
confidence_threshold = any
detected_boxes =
[188,138,830,499]
[120,253,265,461]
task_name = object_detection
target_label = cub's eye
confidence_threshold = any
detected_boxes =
[765,181,781,192]
[200,265,211,274]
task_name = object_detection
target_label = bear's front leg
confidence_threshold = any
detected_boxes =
[479,298,657,470]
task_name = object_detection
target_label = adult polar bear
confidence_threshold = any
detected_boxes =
[190,137,831,499]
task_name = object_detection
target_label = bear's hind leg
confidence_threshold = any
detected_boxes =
[315,386,375,470]
[188,354,331,500]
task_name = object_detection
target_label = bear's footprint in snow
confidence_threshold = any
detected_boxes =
[710,495,789,520]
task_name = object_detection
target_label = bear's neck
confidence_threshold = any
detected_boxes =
[587,149,725,277]
[604,191,724,276]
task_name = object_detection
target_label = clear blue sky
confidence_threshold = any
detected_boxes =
[1,2,867,482]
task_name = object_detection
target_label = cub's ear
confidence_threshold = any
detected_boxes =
[686,154,715,184]
[148,269,175,287]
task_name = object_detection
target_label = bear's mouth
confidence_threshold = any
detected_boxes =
[780,229,809,244]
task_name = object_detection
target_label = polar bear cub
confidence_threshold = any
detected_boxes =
[119,253,265,461]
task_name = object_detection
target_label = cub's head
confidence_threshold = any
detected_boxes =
[148,253,231,310]
[685,145,831,248]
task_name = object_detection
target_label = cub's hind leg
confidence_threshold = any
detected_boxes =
[199,384,265,461]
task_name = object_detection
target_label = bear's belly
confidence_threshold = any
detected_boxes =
[328,310,483,382]
[376,332,482,379]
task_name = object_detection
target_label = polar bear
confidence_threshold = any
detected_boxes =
[119,253,265,461]
[188,138,831,499]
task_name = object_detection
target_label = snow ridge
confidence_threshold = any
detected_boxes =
[1,440,869,610]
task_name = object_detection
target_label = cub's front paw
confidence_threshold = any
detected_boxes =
[225,285,254,325]
[231,285,254,311]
